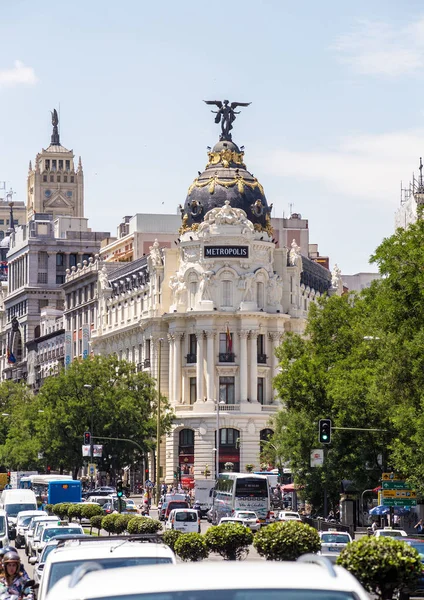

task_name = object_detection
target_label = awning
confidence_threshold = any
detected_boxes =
[281,483,303,492]
[373,486,381,492]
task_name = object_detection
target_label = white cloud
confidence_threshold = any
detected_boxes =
[333,18,424,76]
[260,129,424,204]
[0,60,38,87]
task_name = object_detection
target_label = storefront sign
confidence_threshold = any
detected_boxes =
[204,246,249,258]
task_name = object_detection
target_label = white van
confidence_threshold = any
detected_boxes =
[0,509,10,548]
[0,489,38,528]
[165,509,201,533]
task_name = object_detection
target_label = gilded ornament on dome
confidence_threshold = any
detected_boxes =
[251,199,264,216]
[206,149,246,169]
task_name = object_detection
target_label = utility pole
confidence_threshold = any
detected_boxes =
[156,339,163,506]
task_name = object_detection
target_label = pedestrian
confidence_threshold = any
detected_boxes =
[371,520,378,532]
[414,519,423,533]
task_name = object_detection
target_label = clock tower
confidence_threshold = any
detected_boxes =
[27,109,84,221]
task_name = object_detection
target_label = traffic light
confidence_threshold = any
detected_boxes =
[319,419,332,444]
[116,479,123,498]
[47,465,51,474]
[6,471,10,484]
[145,468,149,480]
[84,431,91,445]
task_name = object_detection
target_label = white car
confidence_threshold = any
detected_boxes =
[32,521,84,557]
[39,535,176,600]
[26,516,59,557]
[373,527,408,538]
[15,510,47,549]
[165,509,200,533]
[277,510,302,522]
[30,533,90,584]
[46,556,371,600]
[218,517,245,526]
[319,530,353,563]
[233,510,261,531]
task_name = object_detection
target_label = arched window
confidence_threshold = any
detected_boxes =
[188,280,197,309]
[179,429,194,447]
[216,428,240,473]
[222,280,233,307]
[260,428,274,442]
[220,428,240,446]
[256,282,265,309]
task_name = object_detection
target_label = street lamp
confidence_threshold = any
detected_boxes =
[215,400,226,478]
[83,384,94,487]
[156,339,163,505]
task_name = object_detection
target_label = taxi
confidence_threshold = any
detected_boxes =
[319,529,353,563]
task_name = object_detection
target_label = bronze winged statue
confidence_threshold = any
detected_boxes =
[204,99,251,141]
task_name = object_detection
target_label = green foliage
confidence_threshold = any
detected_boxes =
[102,513,120,535]
[52,503,72,519]
[67,504,84,523]
[162,529,182,551]
[253,521,321,561]
[126,516,162,534]
[114,514,133,534]
[44,504,53,515]
[337,537,422,600]
[90,515,103,534]
[174,533,209,562]
[81,503,103,520]
[245,464,255,473]
[204,523,253,560]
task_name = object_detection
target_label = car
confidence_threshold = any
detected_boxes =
[86,495,114,508]
[26,516,59,557]
[45,555,371,600]
[82,487,115,498]
[233,510,261,532]
[15,510,47,549]
[397,538,424,600]
[165,509,201,533]
[277,510,302,522]
[32,521,84,557]
[165,500,190,520]
[218,517,245,526]
[158,501,168,521]
[318,530,353,563]
[29,534,90,584]
[373,527,408,538]
[39,535,176,600]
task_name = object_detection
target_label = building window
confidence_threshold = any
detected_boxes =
[69,254,78,268]
[45,160,50,170]
[187,333,197,363]
[257,282,265,309]
[39,299,48,311]
[258,377,265,404]
[65,160,70,170]
[56,274,65,284]
[37,272,47,284]
[189,280,197,309]
[70,176,74,183]
[260,428,274,443]
[52,160,57,171]
[82,254,91,263]
[63,176,68,182]
[189,377,197,405]
[222,280,232,306]
[0,220,4,225]
[220,428,239,446]
[56,253,64,266]
[257,334,266,363]
[57,175,61,182]
[43,175,48,182]
[38,252,48,269]
[219,376,235,404]
[59,160,63,170]
[219,332,234,362]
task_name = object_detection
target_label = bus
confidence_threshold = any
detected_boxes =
[211,473,270,525]
[20,474,73,500]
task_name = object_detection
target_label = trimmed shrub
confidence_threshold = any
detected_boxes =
[90,515,103,535]
[337,537,422,600]
[52,503,72,519]
[127,517,162,534]
[114,514,133,534]
[205,522,253,560]
[44,504,53,515]
[253,521,320,561]
[81,503,103,520]
[174,533,209,562]
[102,513,120,535]
[162,529,182,552]
[68,504,84,523]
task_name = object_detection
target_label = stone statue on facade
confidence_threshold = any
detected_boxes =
[149,239,162,267]
[99,265,110,291]
[289,239,301,266]
[331,263,344,294]
[242,272,255,302]
[268,274,283,305]
[204,100,251,141]
[199,270,214,301]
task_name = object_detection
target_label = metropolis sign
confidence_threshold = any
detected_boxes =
[204,246,249,258]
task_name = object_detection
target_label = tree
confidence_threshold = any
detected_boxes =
[33,355,174,478]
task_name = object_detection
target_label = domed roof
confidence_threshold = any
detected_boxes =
[0,235,10,249]
[180,139,271,234]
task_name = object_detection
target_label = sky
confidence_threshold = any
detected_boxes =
[1,0,424,273]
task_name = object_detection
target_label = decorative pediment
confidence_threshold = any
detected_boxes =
[44,192,73,208]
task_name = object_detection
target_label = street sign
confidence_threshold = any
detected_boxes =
[382,498,417,507]
[382,473,403,481]
[88,463,96,478]
[310,449,324,467]
[382,481,410,490]
[382,489,416,499]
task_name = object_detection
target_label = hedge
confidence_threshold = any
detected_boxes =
[174,533,209,562]
[204,522,253,560]
[253,521,321,561]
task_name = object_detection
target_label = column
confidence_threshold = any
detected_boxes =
[238,330,249,402]
[174,333,183,404]
[205,331,215,401]
[167,334,174,403]
[196,330,204,402]
[249,331,258,402]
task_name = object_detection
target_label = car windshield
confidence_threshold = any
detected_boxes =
[168,503,188,510]
[321,534,350,544]
[5,504,36,517]
[17,515,36,527]
[40,544,57,563]
[379,531,402,537]
[175,512,197,522]
[42,528,82,541]
[406,542,424,558]
[48,558,173,591]
[0,517,6,536]
[282,513,299,518]
[236,513,255,518]
[87,591,358,600]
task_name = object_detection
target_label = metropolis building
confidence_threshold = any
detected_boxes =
[86,107,339,483]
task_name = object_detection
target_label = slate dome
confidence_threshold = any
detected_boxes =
[180,138,271,233]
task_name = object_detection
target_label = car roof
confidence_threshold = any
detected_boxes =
[44,540,175,564]
[33,516,59,524]
[43,523,82,529]
[18,510,46,517]
[47,561,369,600]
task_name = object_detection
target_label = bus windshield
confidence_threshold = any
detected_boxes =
[235,478,268,497]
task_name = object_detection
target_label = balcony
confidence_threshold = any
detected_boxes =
[257,354,267,364]
[218,352,235,363]
[186,353,197,364]
[143,358,151,368]
[261,404,278,412]
[217,404,240,412]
